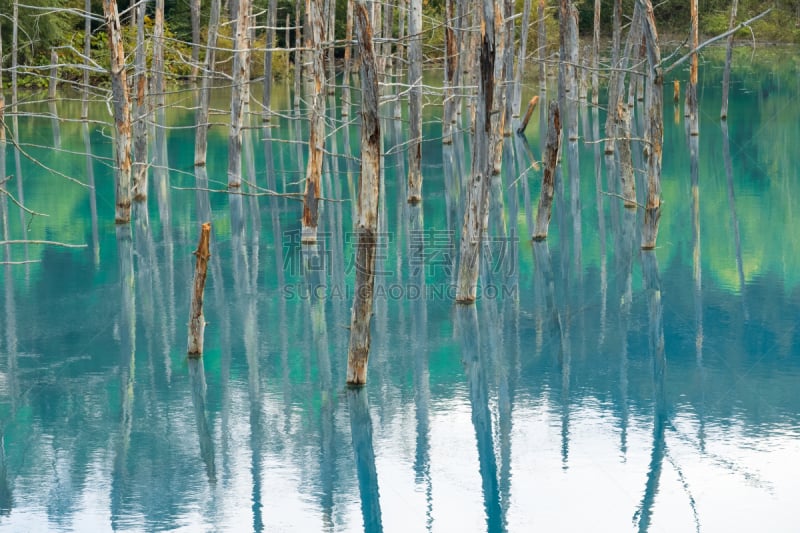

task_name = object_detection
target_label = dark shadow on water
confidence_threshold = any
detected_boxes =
[347,387,383,533]
[188,358,217,483]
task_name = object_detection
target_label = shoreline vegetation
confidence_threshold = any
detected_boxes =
[1,1,798,90]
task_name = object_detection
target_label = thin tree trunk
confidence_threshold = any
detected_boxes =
[188,223,212,356]
[516,94,539,134]
[393,0,407,120]
[293,0,302,107]
[327,0,338,95]
[604,1,641,154]
[263,0,278,122]
[228,0,252,189]
[502,0,515,136]
[48,49,58,100]
[639,0,663,250]
[195,0,221,166]
[538,0,546,94]
[407,0,423,203]
[82,0,92,119]
[132,0,149,202]
[616,102,636,207]
[191,0,201,82]
[443,0,458,142]
[591,0,600,105]
[455,0,497,303]
[560,0,579,140]
[301,0,326,242]
[342,0,354,117]
[103,0,132,224]
[490,0,509,171]
[532,100,562,240]
[346,0,381,385]
[720,0,739,120]
[688,0,699,134]
[513,0,532,118]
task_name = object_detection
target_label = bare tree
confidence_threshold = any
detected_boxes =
[195,0,222,167]
[228,0,252,190]
[721,0,739,120]
[103,0,133,224]
[347,0,381,385]
[407,0,423,203]
[131,0,149,201]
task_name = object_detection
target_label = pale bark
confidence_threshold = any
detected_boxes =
[407,0,423,202]
[263,0,278,122]
[195,0,221,166]
[455,0,497,303]
[48,49,58,100]
[301,0,327,242]
[639,0,663,250]
[346,0,381,385]
[538,0,546,94]
[591,0,601,105]
[188,223,212,356]
[228,0,252,189]
[559,0,579,140]
[532,100,562,240]
[132,0,149,202]
[443,0,458,142]
[326,0,338,94]
[604,1,641,154]
[341,0,354,117]
[513,0,532,118]
[688,0,699,134]
[516,95,539,134]
[103,0,132,224]
[82,0,92,119]
[191,0,201,81]
[293,0,302,107]
[615,102,636,207]
[721,0,739,120]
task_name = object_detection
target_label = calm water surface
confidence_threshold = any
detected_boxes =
[0,48,799,532]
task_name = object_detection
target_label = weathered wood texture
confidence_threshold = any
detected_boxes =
[591,0,601,105]
[195,0,221,166]
[604,1,641,154]
[516,95,539,135]
[132,0,148,201]
[455,0,497,304]
[103,0,132,224]
[615,102,636,207]
[191,0,201,81]
[688,0,699,134]
[442,0,458,142]
[639,0,663,250]
[532,100,563,240]
[538,0,546,94]
[513,0,532,117]
[347,0,381,385]
[407,0,423,202]
[262,0,278,122]
[228,0,252,189]
[341,0,354,117]
[188,223,212,357]
[302,0,327,242]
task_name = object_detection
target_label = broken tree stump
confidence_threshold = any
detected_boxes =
[188,222,211,357]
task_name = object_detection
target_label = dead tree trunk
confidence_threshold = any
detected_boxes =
[615,102,636,207]
[687,0,699,135]
[301,0,327,242]
[262,0,278,122]
[443,0,458,143]
[532,100,562,240]
[228,0,252,189]
[455,0,497,303]
[591,0,601,105]
[559,0,579,140]
[195,0,221,166]
[341,0,354,117]
[293,0,302,107]
[191,0,201,82]
[48,49,58,100]
[188,223,212,357]
[538,0,546,95]
[720,0,739,120]
[516,95,539,134]
[82,0,92,119]
[346,0,381,386]
[639,0,663,250]
[103,0,133,224]
[407,0,423,203]
[604,1,641,154]
[132,0,149,202]
[513,0,532,118]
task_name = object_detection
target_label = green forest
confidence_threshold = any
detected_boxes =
[1,0,798,89]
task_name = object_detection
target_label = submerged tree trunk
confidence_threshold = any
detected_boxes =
[443,0,458,142]
[517,95,539,134]
[82,0,92,119]
[188,223,211,357]
[103,0,133,224]
[538,0,546,95]
[341,0,354,117]
[132,0,149,202]
[591,0,601,105]
[228,0,252,189]
[195,0,221,166]
[302,0,327,242]
[407,0,423,203]
[720,0,739,120]
[455,0,497,304]
[639,0,663,250]
[346,0,381,385]
[532,100,562,240]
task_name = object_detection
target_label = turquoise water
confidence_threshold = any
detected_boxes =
[1,47,799,531]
